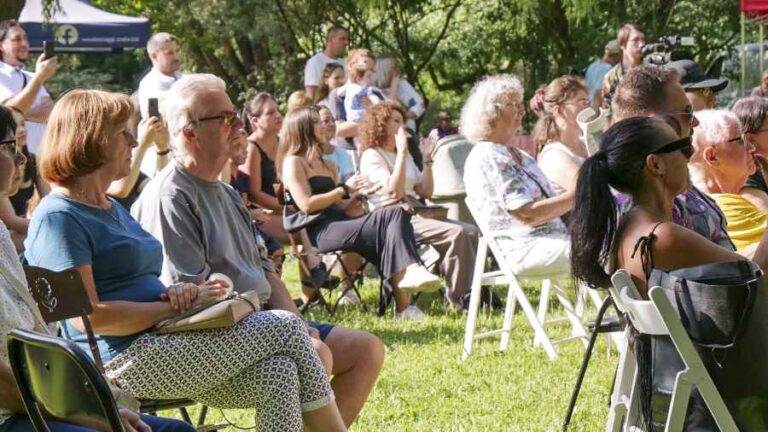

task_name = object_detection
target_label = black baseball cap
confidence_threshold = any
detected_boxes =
[668,59,728,92]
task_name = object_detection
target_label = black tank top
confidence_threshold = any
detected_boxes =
[251,140,278,197]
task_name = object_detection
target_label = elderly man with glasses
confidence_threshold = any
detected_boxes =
[132,73,384,428]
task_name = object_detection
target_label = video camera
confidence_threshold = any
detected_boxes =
[642,36,696,66]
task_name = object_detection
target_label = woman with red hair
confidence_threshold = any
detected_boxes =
[359,102,480,311]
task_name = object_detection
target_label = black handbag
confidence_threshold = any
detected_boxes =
[638,260,768,431]
[282,207,323,233]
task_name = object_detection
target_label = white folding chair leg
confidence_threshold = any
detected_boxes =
[462,237,489,361]
[532,279,551,348]
[575,283,587,318]
[552,281,589,348]
[508,277,558,360]
[665,371,694,432]
[605,336,636,432]
[499,279,518,351]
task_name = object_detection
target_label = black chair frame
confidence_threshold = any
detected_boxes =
[6,328,125,432]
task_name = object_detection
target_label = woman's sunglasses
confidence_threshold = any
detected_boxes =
[651,135,694,160]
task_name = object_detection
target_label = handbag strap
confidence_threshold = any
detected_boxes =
[0,263,50,334]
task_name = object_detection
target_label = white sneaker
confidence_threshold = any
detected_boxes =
[337,289,361,305]
[394,305,427,321]
[398,263,442,293]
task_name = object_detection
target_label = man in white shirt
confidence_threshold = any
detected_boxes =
[137,32,181,175]
[304,26,348,98]
[137,32,181,118]
[0,20,56,156]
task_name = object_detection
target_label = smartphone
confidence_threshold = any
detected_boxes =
[148,98,159,118]
[43,41,55,60]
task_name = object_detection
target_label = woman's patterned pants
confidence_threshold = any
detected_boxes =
[105,310,333,431]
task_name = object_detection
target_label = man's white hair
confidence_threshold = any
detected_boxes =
[147,32,177,55]
[690,109,741,163]
[460,74,524,143]
[164,73,226,157]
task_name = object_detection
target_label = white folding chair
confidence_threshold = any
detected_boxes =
[606,270,739,432]
[461,198,589,361]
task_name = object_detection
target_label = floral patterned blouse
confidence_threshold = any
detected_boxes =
[464,141,568,250]
[0,222,35,425]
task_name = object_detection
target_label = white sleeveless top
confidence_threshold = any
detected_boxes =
[537,141,586,195]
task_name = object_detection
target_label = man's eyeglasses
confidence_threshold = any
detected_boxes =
[0,138,18,156]
[194,111,236,127]
[651,135,694,159]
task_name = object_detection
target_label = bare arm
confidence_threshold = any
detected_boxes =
[740,187,768,212]
[305,85,318,98]
[0,197,28,234]
[2,55,57,115]
[67,264,178,336]
[380,127,411,200]
[335,121,359,139]
[282,156,344,213]
[509,190,574,227]
[245,146,282,211]
[107,117,168,198]
[25,96,53,123]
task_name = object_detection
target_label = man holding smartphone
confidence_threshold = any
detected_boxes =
[137,32,181,119]
[0,20,57,156]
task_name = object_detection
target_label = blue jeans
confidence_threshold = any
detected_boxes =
[0,413,194,432]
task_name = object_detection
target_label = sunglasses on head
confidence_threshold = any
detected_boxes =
[651,135,694,159]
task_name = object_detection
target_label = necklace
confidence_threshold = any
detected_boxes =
[105,204,129,231]
[54,185,129,231]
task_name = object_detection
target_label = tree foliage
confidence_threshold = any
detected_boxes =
[10,0,749,131]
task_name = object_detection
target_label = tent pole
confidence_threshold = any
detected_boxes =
[761,21,765,77]
[743,12,747,97]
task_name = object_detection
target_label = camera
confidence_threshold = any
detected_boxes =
[642,36,695,66]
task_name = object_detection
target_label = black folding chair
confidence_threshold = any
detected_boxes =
[6,328,126,432]
[22,265,211,428]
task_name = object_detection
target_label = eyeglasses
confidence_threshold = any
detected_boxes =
[194,111,236,127]
[656,105,695,125]
[651,136,694,159]
[727,135,747,146]
[0,138,18,156]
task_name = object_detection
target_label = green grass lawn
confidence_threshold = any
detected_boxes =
[163,258,619,431]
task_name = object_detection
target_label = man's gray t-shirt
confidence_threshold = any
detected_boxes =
[131,160,271,302]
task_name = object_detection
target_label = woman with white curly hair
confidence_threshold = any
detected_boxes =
[461,74,574,277]
[689,109,768,251]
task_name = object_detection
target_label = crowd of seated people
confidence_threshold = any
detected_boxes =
[5,15,768,432]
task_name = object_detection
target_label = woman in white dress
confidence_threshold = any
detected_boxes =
[531,75,590,195]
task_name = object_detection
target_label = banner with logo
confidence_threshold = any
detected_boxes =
[18,0,150,53]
